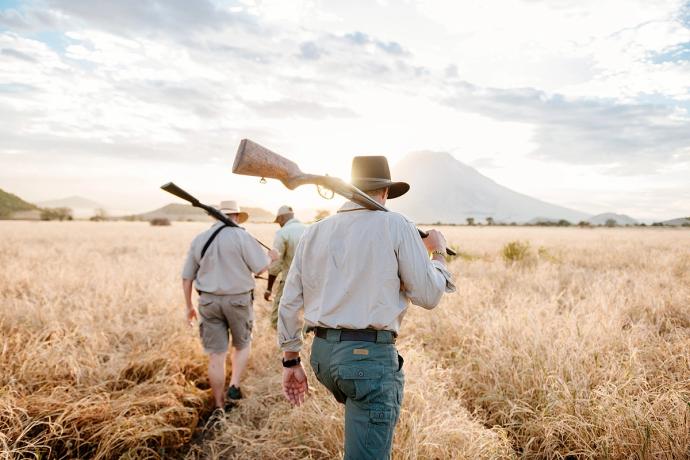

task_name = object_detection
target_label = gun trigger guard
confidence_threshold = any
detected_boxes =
[316,184,335,200]
[260,177,267,184]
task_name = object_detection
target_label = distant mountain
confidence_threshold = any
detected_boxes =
[135,203,274,223]
[588,213,637,226]
[0,188,37,218]
[662,217,690,226]
[390,151,590,224]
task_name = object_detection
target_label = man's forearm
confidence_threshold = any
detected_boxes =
[182,279,194,309]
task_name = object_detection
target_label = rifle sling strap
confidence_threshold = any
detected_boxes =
[201,224,229,260]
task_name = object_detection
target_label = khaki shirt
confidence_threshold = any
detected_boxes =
[268,218,308,277]
[278,201,456,352]
[182,222,270,295]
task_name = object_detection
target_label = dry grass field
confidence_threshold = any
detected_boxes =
[1,221,689,459]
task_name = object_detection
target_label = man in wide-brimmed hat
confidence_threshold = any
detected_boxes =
[182,200,275,415]
[278,156,456,459]
[264,205,307,329]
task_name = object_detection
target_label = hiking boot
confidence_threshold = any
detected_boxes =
[205,408,225,431]
[226,385,243,400]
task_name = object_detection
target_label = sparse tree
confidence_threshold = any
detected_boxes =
[40,207,73,221]
[90,208,108,222]
[466,217,475,226]
[605,218,617,228]
[486,217,495,226]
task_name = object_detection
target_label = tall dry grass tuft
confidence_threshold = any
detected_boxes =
[1,222,689,459]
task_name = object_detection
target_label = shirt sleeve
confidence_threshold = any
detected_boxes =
[268,230,285,276]
[277,233,306,352]
[181,240,199,280]
[395,216,456,309]
[241,231,270,274]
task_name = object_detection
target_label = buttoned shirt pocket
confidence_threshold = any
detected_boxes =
[336,363,383,402]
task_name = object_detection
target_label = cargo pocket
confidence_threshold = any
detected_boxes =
[337,364,383,402]
[365,406,395,451]
[245,318,253,342]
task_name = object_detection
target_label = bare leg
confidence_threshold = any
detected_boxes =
[208,352,227,408]
[229,343,251,388]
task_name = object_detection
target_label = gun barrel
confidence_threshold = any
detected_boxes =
[160,182,272,251]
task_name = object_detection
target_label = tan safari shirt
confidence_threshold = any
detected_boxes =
[182,222,270,295]
[268,218,308,278]
[278,201,456,352]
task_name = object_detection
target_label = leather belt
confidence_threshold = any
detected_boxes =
[314,327,396,344]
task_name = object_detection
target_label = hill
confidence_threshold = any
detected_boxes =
[390,151,590,224]
[588,213,637,226]
[0,188,37,218]
[135,203,274,223]
[661,217,690,226]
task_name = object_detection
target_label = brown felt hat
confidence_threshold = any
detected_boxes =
[351,156,409,199]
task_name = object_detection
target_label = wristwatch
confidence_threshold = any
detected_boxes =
[431,249,446,258]
[282,356,301,368]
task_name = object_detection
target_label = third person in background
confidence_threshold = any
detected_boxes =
[264,205,307,329]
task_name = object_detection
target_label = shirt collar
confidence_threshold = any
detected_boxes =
[337,201,367,213]
[284,217,300,226]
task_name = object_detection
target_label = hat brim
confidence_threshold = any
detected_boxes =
[221,211,248,224]
[273,212,292,223]
[352,179,410,199]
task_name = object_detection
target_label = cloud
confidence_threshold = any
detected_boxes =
[445,81,690,173]
[240,98,357,119]
[298,41,322,60]
[44,0,258,37]
[342,31,409,55]
[1,47,36,62]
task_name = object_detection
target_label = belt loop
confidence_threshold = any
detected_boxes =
[376,330,393,344]
[326,329,341,343]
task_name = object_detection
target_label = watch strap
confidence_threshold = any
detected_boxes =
[282,356,301,368]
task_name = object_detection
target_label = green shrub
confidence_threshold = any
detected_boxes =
[502,240,531,263]
[149,218,171,226]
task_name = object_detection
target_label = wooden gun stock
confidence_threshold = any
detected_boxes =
[232,139,456,256]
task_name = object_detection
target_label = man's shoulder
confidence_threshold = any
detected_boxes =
[383,210,414,227]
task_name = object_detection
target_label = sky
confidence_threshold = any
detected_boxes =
[1,0,689,220]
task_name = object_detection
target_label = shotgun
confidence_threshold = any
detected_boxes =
[232,139,456,256]
[160,182,271,250]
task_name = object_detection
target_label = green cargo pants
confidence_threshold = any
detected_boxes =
[310,329,404,460]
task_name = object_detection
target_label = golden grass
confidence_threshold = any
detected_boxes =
[1,222,688,459]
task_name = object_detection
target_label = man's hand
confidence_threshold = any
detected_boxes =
[186,306,198,327]
[263,290,272,301]
[282,364,309,406]
[422,229,447,254]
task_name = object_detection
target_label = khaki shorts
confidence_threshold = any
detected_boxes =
[198,291,254,353]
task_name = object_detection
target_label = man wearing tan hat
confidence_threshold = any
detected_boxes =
[182,200,275,414]
[264,205,307,329]
[278,157,456,459]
